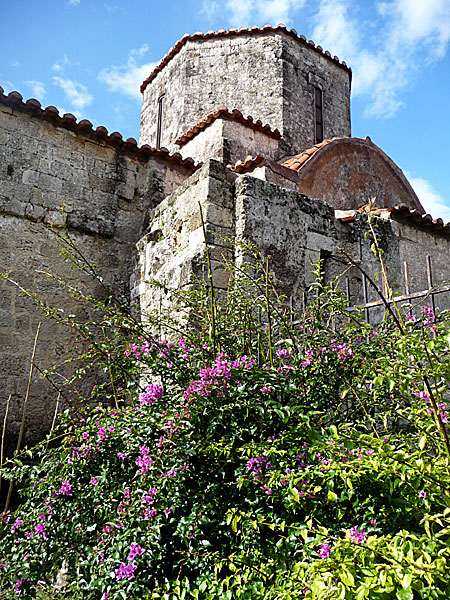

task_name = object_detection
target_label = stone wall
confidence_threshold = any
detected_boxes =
[281,36,351,157]
[0,99,195,447]
[140,32,284,154]
[135,163,450,339]
[133,160,234,320]
[178,119,280,166]
[140,30,351,159]
[294,138,423,211]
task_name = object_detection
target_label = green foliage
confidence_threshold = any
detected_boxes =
[1,240,450,599]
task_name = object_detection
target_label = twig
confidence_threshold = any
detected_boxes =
[0,395,11,495]
[43,393,60,458]
[4,323,41,517]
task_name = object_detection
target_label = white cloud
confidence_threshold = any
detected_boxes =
[11,61,20,68]
[51,54,77,74]
[310,0,450,119]
[0,80,15,94]
[200,1,220,20]
[25,80,46,100]
[409,177,450,222]
[257,0,303,24]
[68,0,80,5]
[378,0,450,58]
[98,45,157,101]
[201,0,305,26]
[53,76,93,111]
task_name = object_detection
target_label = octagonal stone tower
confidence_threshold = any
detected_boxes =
[139,25,352,162]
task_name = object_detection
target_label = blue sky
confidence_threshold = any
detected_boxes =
[1,0,449,219]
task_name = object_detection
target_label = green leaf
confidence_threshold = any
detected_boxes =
[340,568,355,587]
[402,573,413,589]
[396,588,413,600]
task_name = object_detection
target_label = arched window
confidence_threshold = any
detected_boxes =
[156,94,165,149]
[314,87,323,144]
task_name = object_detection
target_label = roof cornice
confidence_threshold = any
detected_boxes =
[140,24,352,94]
[0,86,200,171]
[175,107,281,147]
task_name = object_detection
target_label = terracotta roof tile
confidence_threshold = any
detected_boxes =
[338,204,450,233]
[175,107,281,147]
[0,86,200,171]
[140,25,352,93]
[280,138,341,171]
[227,155,264,173]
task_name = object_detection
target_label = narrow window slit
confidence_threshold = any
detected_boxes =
[314,87,323,144]
[156,94,165,149]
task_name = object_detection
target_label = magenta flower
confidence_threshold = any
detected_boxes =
[56,480,73,496]
[348,526,367,543]
[34,522,46,537]
[318,543,331,559]
[97,427,107,441]
[139,383,163,407]
[90,477,99,485]
[419,490,427,499]
[115,561,137,580]
[11,517,23,533]
[127,543,145,562]
[276,348,290,358]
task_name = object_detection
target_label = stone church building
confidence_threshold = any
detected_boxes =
[1,24,449,444]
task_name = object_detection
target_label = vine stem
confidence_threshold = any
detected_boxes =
[3,323,41,520]
[198,202,218,355]
[339,249,450,459]
[265,257,274,368]
[43,393,60,459]
[0,394,11,495]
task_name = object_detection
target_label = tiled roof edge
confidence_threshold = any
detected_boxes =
[283,136,424,214]
[227,155,265,173]
[141,24,352,93]
[337,205,450,234]
[391,204,450,231]
[280,137,341,171]
[227,155,302,183]
[0,87,201,171]
[176,107,281,147]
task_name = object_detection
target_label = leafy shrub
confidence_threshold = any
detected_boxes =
[1,244,450,600]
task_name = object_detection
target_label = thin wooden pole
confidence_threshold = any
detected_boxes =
[362,274,369,324]
[426,255,436,313]
[0,394,11,495]
[403,261,410,295]
[3,323,41,517]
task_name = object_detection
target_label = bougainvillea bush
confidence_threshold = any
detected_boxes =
[1,249,450,599]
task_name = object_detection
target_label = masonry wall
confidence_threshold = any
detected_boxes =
[178,119,280,166]
[135,164,450,341]
[0,102,192,448]
[281,36,351,157]
[295,138,422,211]
[140,31,351,160]
[133,160,234,320]
[140,33,284,155]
